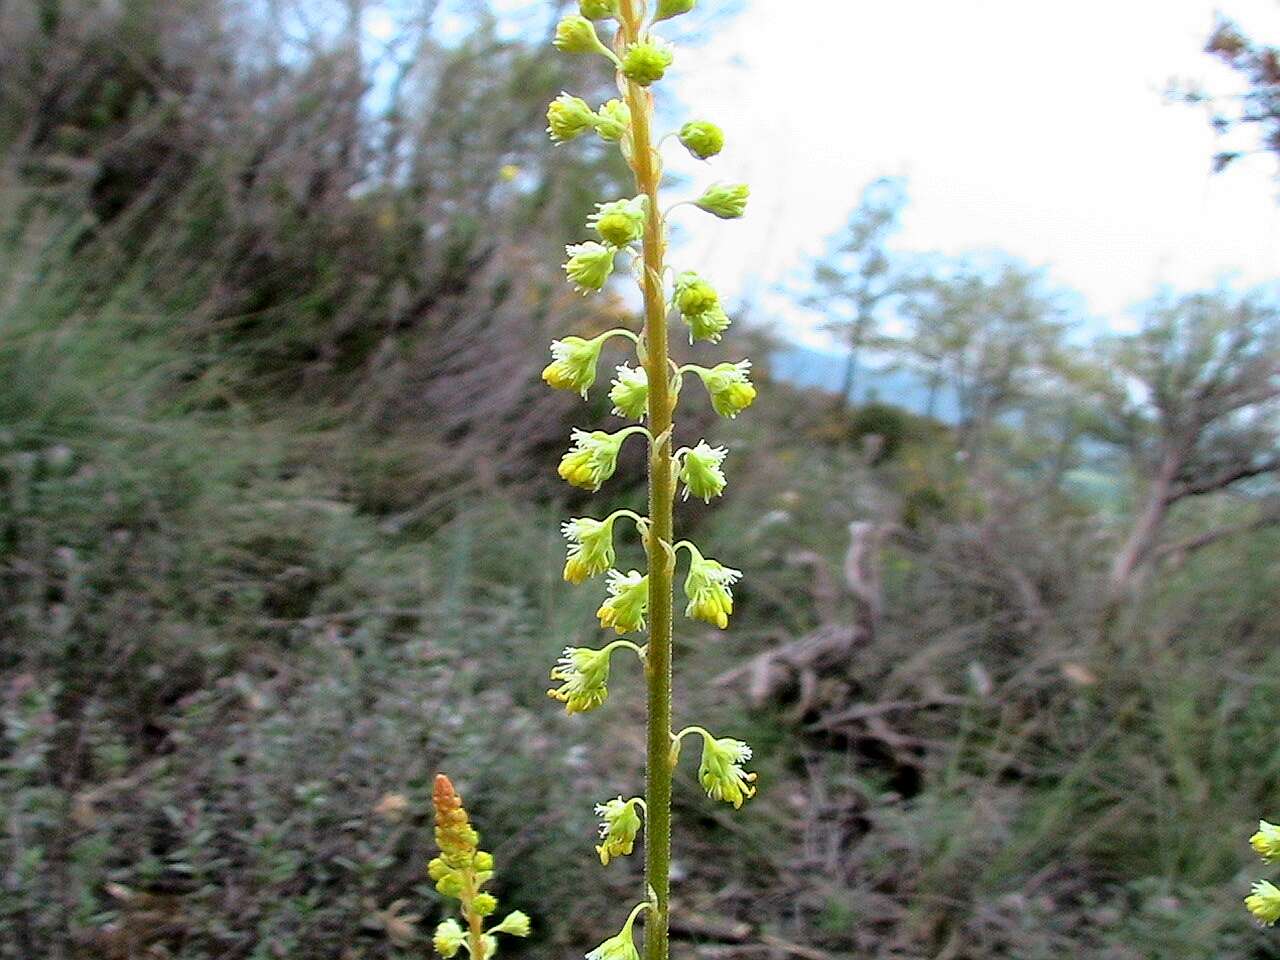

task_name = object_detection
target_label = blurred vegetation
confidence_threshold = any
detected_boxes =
[2,2,1279,960]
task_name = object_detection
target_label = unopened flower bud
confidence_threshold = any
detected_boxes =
[554,15,608,55]
[695,182,749,219]
[654,0,696,21]
[610,364,649,420]
[543,335,605,397]
[678,120,724,159]
[597,570,649,633]
[622,39,674,86]
[563,242,617,294]
[579,0,617,19]
[679,441,727,502]
[684,554,741,628]
[589,196,647,247]
[547,93,597,143]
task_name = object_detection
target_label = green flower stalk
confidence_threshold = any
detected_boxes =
[430,775,532,958]
[541,4,759,958]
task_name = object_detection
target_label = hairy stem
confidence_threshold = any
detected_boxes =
[619,4,673,959]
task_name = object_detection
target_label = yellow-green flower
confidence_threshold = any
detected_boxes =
[492,911,532,937]
[621,39,674,86]
[558,429,625,491]
[696,361,756,418]
[543,335,605,397]
[562,516,617,584]
[586,916,642,960]
[678,120,723,159]
[695,182,750,220]
[548,646,613,714]
[1249,880,1280,925]
[610,365,649,420]
[473,893,498,916]
[480,934,498,960]
[1253,821,1280,862]
[563,242,617,294]
[594,100,630,142]
[579,0,617,19]
[679,441,727,502]
[433,919,466,958]
[598,570,649,633]
[684,554,741,629]
[655,0,696,21]
[554,15,608,55]
[590,196,647,247]
[698,735,757,808]
[674,272,731,343]
[547,93,596,143]
[595,797,644,865]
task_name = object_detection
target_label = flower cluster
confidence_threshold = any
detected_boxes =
[542,2,759,957]
[430,775,531,958]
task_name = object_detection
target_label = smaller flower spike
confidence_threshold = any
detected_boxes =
[610,364,649,420]
[1249,880,1280,925]
[548,646,613,713]
[597,570,649,633]
[695,361,757,418]
[563,242,617,294]
[678,120,724,160]
[697,735,757,808]
[543,335,606,397]
[590,196,648,247]
[695,183,750,220]
[622,39,674,86]
[547,93,596,143]
[559,429,632,492]
[684,552,741,629]
[679,441,728,502]
[595,797,644,865]
[1253,820,1280,862]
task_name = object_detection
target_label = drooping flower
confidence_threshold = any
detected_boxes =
[684,554,741,629]
[695,183,750,220]
[597,570,649,633]
[674,272,731,343]
[698,735,757,808]
[433,919,466,958]
[1249,880,1280,925]
[554,15,607,55]
[586,913,643,960]
[679,441,727,502]
[562,516,617,584]
[595,797,644,865]
[696,361,756,418]
[609,364,649,420]
[654,0,696,21]
[678,120,724,159]
[1253,821,1280,862]
[548,646,613,714]
[491,911,532,938]
[558,429,626,491]
[563,242,617,294]
[589,196,647,247]
[621,39,674,86]
[543,335,606,397]
[547,93,597,143]
[594,99,631,142]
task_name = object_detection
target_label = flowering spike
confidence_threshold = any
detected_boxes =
[697,735,757,808]
[679,441,727,502]
[597,570,649,633]
[679,120,724,160]
[610,364,649,420]
[695,183,750,220]
[684,553,741,629]
[697,361,757,418]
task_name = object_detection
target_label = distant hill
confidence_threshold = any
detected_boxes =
[770,344,960,422]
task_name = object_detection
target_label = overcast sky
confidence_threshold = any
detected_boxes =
[656,0,1280,345]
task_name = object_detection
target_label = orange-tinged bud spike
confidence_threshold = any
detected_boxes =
[433,774,480,858]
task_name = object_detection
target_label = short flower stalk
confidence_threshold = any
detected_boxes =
[541,3,759,959]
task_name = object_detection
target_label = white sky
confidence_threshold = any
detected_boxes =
[662,0,1280,343]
